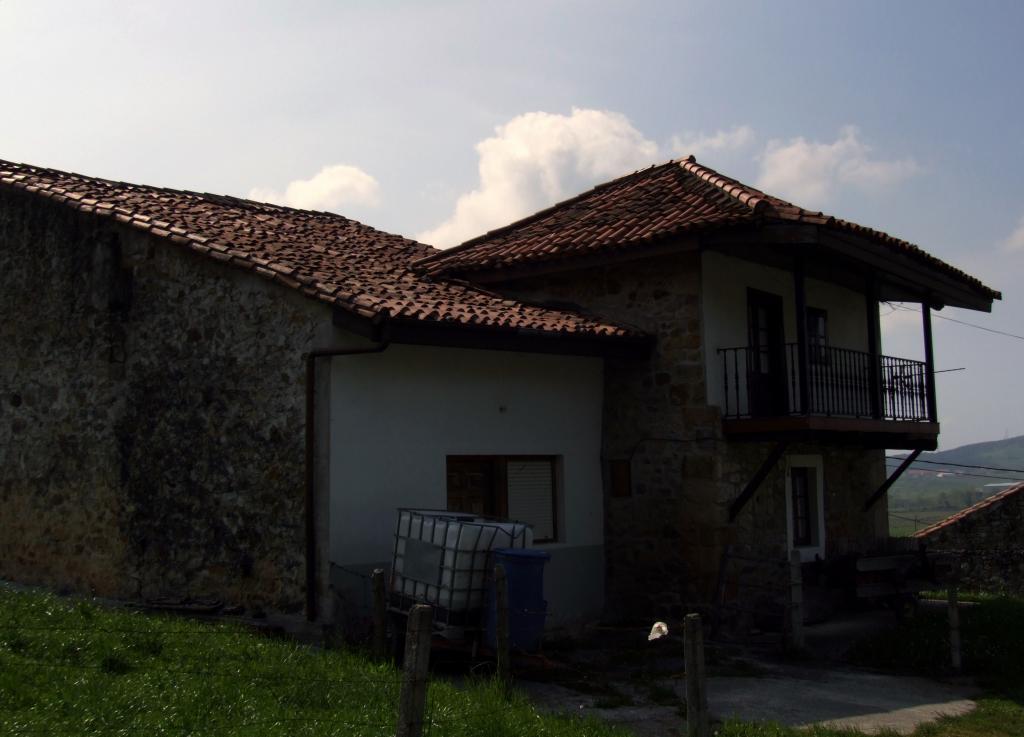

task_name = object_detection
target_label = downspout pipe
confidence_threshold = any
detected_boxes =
[304,340,390,622]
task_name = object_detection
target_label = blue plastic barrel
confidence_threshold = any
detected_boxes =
[485,548,551,653]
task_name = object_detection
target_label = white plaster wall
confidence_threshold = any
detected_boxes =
[327,341,605,624]
[702,249,870,409]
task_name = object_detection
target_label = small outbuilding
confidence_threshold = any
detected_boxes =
[914,482,1024,595]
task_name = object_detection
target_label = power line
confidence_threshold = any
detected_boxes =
[885,455,1024,475]
[884,465,1021,483]
[880,460,1024,483]
[883,302,1024,342]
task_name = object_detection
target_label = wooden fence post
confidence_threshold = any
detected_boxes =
[948,585,962,672]
[396,604,433,737]
[712,545,733,638]
[494,564,511,684]
[372,568,387,660]
[788,550,804,651]
[683,613,710,737]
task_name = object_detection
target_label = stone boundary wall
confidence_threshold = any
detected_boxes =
[0,189,325,613]
[943,549,1024,596]
[916,486,1024,596]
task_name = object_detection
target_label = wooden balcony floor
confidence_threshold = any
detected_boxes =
[722,415,940,450]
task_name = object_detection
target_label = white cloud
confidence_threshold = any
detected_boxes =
[417,108,658,248]
[248,164,380,212]
[1002,214,1024,252]
[756,126,918,209]
[418,116,920,248]
[669,125,755,159]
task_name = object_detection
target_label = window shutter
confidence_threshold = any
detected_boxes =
[506,460,555,541]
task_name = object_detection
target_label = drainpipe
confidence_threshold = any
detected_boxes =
[304,340,390,622]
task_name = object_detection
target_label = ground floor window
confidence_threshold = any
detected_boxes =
[790,467,815,546]
[785,455,825,560]
[446,456,558,542]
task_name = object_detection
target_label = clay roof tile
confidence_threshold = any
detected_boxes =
[0,158,644,346]
[414,157,1000,304]
[913,482,1024,539]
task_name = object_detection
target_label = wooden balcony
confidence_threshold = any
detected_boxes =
[717,344,939,449]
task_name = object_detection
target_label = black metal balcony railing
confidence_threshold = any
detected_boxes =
[718,344,931,422]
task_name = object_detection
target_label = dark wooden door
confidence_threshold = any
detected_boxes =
[747,289,787,416]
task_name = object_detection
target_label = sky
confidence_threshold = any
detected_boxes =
[1,0,1022,449]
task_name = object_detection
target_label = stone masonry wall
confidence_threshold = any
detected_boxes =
[503,249,888,621]
[716,443,887,620]
[0,189,324,613]
[916,487,1024,595]
[503,252,712,619]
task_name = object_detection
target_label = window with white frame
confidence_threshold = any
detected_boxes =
[785,456,825,561]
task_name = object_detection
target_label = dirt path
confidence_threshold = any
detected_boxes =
[519,660,977,736]
[707,662,977,734]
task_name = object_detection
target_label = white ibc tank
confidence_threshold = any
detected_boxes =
[391,509,533,616]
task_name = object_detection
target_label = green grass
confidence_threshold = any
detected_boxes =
[712,700,1024,737]
[919,589,1000,604]
[5,588,1023,737]
[888,509,959,537]
[715,722,900,737]
[0,588,627,737]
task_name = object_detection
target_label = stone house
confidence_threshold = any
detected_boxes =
[0,156,999,627]
[914,482,1024,595]
[415,157,1001,618]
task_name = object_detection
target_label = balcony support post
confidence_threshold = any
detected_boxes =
[864,449,921,512]
[922,303,938,422]
[793,255,810,415]
[866,276,883,419]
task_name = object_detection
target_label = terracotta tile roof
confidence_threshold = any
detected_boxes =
[0,160,644,345]
[414,157,1001,302]
[912,482,1024,539]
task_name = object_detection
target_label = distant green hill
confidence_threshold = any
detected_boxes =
[915,434,1024,469]
[886,435,1024,535]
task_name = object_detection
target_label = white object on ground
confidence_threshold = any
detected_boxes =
[648,621,669,641]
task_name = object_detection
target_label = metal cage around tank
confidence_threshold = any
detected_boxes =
[388,508,532,637]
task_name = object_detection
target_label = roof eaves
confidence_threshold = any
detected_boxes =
[377,312,654,359]
[675,159,1000,303]
[817,218,1002,302]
